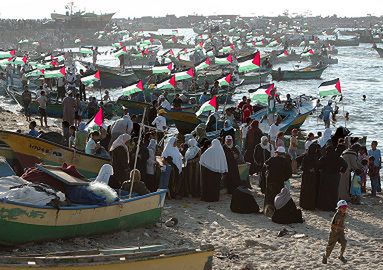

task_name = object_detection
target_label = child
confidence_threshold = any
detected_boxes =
[275,131,285,148]
[68,126,76,148]
[288,129,298,173]
[351,169,362,204]
[322,200,348,264]
[359,146,369,193]
[85,131,101,156]
[368,156,380,197]
[368,141,381,192]
[28,121,39,137]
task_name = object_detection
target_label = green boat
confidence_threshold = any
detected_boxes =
[271,65,327,81]
[241,70,271,86]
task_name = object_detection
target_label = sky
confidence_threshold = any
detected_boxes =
[0,0,383,19]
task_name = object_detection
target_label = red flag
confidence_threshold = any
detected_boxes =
[265,84,276,96]
[59,67,66,76]
[150,37,154,43]
[252,51,260,66]
[94,70,100,80]
[227,54,233,63]
[167,63,173,71]
[205,58,211,65]
[186,68,195,78]
[22,56,27,64]
[230,43,235,50]
[136,80,144,90]
[225,74,232,83]
[208,96,217,109]
[40,69,45,74]
[51,60,58,67]
[335,80,341,93]
[169,49,174,56]
[283,50,289,56]
[10,50,15,56]
[199,41,204,47]
[122,46,127,52]
[143,48,149,55]
[169,75,176,87]
[94,108,103,127]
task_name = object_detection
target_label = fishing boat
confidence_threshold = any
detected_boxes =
[0,245,214,269]
[0,131,109,178]
[164,110,202,134]
[251,95,317,134]
[271,65,327,81]
[240,70,271,85]
[0,180,167,245]
[96,65,141,89]
[5,87,64,118]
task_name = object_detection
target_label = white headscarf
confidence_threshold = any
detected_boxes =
[162,137,183,174]
[318,128,332,147]
[274,187,291,210]
[185,138,200,161]
[199,139,228,173]
[109,133,131,152]
[94,164,114,184]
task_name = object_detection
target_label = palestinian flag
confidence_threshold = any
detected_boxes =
[195,58,211,72]
[267,40,279,47]
[81,71,100,86]
[218,74,232,87]
[85,107,103,131]
[9,56,28,65]
[31,62,53,69]
[196,96,217,116]
[277,50,289,58]
[319,78,342,97]
[44,67,66,78]
[219,45,234,54]
[215,54,233,65]
[301,49,314,57]
[80,46,93,55]
[238,51,260,73]
[175,68,195,81]
[25,69,44,78]
[113,46,128,58]
[157,75,177,90]
[206,50,214,57]
[152,63,173,74]
[122,80,144,96]
[0,49,15,59]
[250,83,276,105]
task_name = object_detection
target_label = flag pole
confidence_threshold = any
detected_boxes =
[129,107,147,198]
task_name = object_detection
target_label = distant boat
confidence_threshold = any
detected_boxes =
[271,65,327,81]
[50,3,114,29]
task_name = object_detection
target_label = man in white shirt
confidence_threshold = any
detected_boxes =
[268,117,281,148]
[36,91,48,127]
[159,96,171,111]
[152,109,167,132]
[85,131,100,155]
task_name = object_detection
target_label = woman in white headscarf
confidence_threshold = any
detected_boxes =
[108,134,131,189]
[161,137,183,174]
[199,139,228,202]
[318,128,332,148]
[185,138,200,163]
[272,187,303,224]
[145,139,157,192]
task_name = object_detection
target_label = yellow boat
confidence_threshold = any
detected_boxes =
[0,131,109,178]
[0,245,214,270]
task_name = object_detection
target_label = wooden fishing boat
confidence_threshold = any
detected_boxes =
[5,87,64,118]
[0,185,167,246]
[164,110,202,134]
[374,46,383,58]
[251,95,317,134]
[0,131,109,178]
[0,245,214,270]
[241,70,271,86]
[271,65,327,81]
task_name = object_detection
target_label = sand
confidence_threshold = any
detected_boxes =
[0,110,382,269]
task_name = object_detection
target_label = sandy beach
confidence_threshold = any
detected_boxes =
[0,156,380,270]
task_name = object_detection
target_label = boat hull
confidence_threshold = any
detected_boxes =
[0,245,213,270]
[271,66,326,81]
[0,190,166,246]
[164,111,202,134]
[0,131,108,178]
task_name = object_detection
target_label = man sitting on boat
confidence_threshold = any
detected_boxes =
[85,130,110,158]
[121,169,150,196]
[283,94,294,111]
